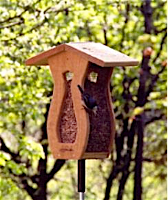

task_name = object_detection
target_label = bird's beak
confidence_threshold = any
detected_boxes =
[93,106,98,115]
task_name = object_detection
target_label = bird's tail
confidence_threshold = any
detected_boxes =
[77,85,84,94]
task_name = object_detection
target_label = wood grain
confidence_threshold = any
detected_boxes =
[26,42,139,67]
[47,51,89,159]
[83,64,115,157]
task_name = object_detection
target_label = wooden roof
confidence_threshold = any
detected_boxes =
[26,42,139,67]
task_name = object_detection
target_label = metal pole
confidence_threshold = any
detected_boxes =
[78,159,85,200]
[79,192,85,200]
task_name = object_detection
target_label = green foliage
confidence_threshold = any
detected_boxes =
[0,177,30,200]
[19,136,45,161]
[0,0,167,200]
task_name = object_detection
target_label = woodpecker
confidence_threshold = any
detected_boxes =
[77,85,98,114]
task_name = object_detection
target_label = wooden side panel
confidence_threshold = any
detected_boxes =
[47,51,89,159]
[82,64,115,158]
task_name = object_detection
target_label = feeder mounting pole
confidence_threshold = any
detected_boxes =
[78,159,85,200]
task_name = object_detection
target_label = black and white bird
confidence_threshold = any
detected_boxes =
[77,85,98,114]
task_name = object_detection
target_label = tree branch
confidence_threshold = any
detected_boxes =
[145,64,166,100]
[140,0,153,34]
[143,152,167,165]
[1,6,71,42]
[131,151,167,165]
[21,179,36,198]
[120,2,130,50]
[104,119,137,200]
[0,18,24,29]
[0,7,29,24]
[117,170,131,200]
[154,27,167,35]
[0,0,41,25]
[0,136,21,164]
[153,31,167,63]
[46,159,66,182]
[145,113,165,125]
[136,55,151,106]
[103,164,121,200]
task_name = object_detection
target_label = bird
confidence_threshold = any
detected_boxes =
[77,85,98,114]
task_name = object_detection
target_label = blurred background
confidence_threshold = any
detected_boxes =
[0,0,167,200]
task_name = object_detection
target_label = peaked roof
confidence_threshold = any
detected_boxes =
[26,42,139,67]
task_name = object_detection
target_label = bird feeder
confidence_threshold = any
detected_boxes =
[26,42,138,160]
